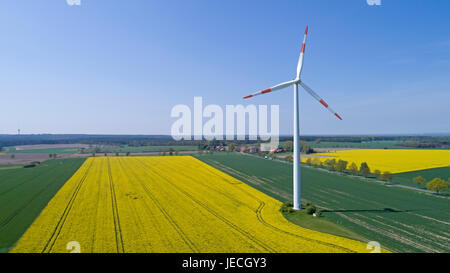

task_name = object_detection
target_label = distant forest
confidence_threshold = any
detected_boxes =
[0,134,449,150]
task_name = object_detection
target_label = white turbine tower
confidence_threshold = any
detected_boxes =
[243,26,342,210]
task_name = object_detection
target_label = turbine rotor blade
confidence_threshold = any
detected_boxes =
[296,26,308,79]
[243,80,296,99]
[299,81,343,120]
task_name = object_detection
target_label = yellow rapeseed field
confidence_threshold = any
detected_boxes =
[12,156,377,253]
[301,149,450,173]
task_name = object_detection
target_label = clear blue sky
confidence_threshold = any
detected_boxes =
[1,0,449,135]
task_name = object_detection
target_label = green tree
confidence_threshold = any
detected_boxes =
[300,141,313,154]
[283,141,293,152]
[380,171,393,181]
[426,178,449,193]
[324,159,337,171]
[412,176,426,186]
[335,160,348,172]
[349,162,358,175]
[359,162,371,177]
[374,169,381,178]
[49,154,53,158]
[311,158,322,167]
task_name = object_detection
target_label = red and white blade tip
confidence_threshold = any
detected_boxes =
[305,26,308,35]
[320,99,343,120]
[243,88,272,99]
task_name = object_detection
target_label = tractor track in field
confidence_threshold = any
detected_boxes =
[201,158,291,201]
[106,158,125,253]
[114,158,152,252]
[376,215,450,250]
[135,158,277,253]
[0,178,62,232]
[89,161,103,252]
[355,213,446,252]
[253,201,357,253]
[193,160,243,185]
[310,186,448,252]
[163,158,358,253]
[316,202,437,253]
[121,158,200,253]
[42,159,94,253]
[0,161,80,232]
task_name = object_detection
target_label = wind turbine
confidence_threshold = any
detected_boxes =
[243,26,342,210]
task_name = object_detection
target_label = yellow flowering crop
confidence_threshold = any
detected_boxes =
[302,149,450,173]
[12,156,378,253]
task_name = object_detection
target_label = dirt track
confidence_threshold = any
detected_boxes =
[13,144,91,150]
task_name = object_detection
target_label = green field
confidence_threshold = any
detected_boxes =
[196,153,450,253]
[7,147,82,154]
[5,145,199,155]
[391,167,450,193]
[86,145,198,153]
[308,141,401,149]
[281,208,368,243]
[0,158,85,252]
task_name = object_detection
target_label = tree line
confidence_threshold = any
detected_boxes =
[2,134,448,151]
[412,176,449,193]
[304,158,394,181]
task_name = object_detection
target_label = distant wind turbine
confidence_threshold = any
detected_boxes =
[243,26,342,210]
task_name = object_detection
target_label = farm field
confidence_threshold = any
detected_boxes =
[85,145,198,154]
[391,167,450,193]
[302,149,450,173]
[0,158,86,252]
[7,147,83,154]
[12,156,372,253]
[5,145,198,155]
[308,141,401,149]
[197,153,450,253]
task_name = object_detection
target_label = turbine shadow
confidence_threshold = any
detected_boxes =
[321,208,414,214]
